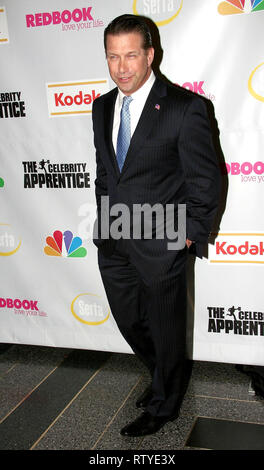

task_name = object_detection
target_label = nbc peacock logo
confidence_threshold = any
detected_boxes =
[44,230,87,257]
[218,0,264,15]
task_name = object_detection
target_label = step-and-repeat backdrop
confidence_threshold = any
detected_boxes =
[1,0,264,365]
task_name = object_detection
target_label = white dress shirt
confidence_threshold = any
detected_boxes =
[112,71,156,153]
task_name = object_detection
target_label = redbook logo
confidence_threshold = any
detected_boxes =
[46,79,109,117]
[223,161,264,183]
[25,7,104,31]
[26,8,93,26]
[0,297,47,317]
[0,298,38,310]
[209,233,264,264]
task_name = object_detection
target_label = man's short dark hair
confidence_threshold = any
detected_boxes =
[104,14,153,51]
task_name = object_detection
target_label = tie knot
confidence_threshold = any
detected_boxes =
[122,96,133,108]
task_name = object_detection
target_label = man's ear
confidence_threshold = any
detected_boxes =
[147,47,155,67]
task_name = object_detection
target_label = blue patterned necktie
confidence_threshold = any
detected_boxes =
[116,95,133,171]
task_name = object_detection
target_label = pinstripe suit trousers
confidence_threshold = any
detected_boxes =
[98,238,187,419]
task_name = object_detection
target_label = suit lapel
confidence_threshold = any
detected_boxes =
[120,78,167,178]
[103,78,168,179]
[103,88,120,175]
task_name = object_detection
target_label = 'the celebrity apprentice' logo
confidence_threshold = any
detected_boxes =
[0,92,26,118]
[22,159,90,189]
[208,305,264,336]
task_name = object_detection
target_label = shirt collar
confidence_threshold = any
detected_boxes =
[117,70,155,106]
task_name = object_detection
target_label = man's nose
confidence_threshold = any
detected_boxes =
[118,57,128,74]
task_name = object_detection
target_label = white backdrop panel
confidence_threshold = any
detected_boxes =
[1,0,263,365]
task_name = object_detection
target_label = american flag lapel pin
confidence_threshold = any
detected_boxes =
[155,104,160,111]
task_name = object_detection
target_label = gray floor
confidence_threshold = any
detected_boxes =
[0,343,263,451]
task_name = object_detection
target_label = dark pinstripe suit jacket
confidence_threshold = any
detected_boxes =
[92,77,220,276]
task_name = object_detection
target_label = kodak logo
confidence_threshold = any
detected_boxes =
[54,90,100,107]
[216,241,264,256]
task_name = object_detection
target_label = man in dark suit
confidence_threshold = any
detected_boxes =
[92,14,220,437]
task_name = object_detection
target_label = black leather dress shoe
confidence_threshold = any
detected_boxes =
[120,411,177,437]
[136,385,153,408]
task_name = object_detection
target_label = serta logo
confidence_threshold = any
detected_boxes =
[248,62,264,103]
[133,0,183,26]
[0,224,21,256]
[209,233,264,264]
[26,8,93,27]
[71,293,110,325]
[46,79,109,117]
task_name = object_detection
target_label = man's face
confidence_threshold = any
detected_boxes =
[106,32,154,95]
